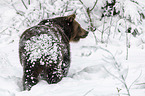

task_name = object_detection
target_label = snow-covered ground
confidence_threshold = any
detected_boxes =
[0,30,145,96]
[0,0,145,96]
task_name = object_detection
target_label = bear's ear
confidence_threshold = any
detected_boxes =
[65,14,76,22]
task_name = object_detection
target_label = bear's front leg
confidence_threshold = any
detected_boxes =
[61,50,70,77]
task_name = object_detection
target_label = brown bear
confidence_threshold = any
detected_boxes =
[19,14,88,90]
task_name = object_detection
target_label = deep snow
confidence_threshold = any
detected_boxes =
[0,31,145,96]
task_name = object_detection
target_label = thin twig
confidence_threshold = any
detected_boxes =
[28,0,30,5]
[103,66,124,83]
[86,8,98,44]
[79,0,98,45]
[86,8,94,31]
[113,19,122,38]
[21,0,28,9]
[129,70,142,89]
[99,46,121,70]
[101,17,105,43]
[0,28,8,34]
[124,19,129,60]
[106,17,113,45]
[121,76,130,96]
[83,88,94,96]
[100,46,131,96]
[79,0,87,8]
[65,1,69,12]
[103,61,131,96]
[90,0,98,11]
[117,87,121,96]
[95,28,102,33]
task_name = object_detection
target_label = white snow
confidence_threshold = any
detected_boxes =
[0,0,145,96]
[24,34,61,63]
[1,31,145,96]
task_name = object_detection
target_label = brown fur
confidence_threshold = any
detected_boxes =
[19,14,88,90]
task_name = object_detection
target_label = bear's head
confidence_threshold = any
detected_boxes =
[50,14,89,42]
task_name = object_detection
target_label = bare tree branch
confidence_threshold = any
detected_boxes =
[83,88,94,96]
[121,76,130,96]
[79,0,87,8]
[90,0,98,11]
[79,0,98,44]
[129,70,142,89]
[21,0,28,9]
[28,0,30,5]
[103,66,124,83]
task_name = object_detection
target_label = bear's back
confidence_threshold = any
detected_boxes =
[19,24,68,66]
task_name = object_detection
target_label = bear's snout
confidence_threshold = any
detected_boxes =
[80,30,89,38]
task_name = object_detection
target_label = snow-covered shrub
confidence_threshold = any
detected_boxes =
[101,0,120,19]
[1,0,145,44]
[0,0,86,44]
[91,0,145,45]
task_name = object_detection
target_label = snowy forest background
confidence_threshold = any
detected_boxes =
[0,0,145,96]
